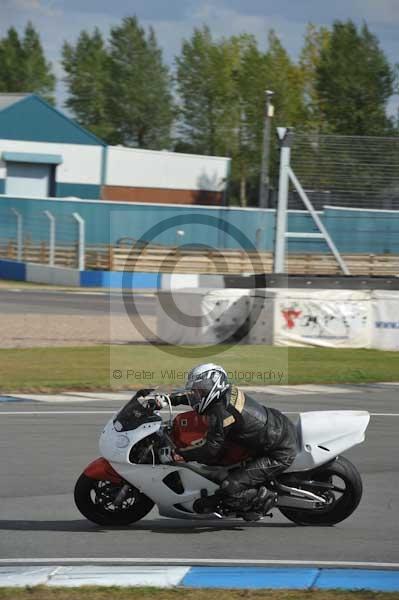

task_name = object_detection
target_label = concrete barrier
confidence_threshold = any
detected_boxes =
[0,259,26,281]
[26,263,80,286]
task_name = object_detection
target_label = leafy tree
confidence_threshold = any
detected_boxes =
[176,29,262,205]
[227,35,267,206]
[234,31,306,205]
[62,28,111,139]
[0,27,27,93]
[316,20,394,135]
[0,23,55,103]
[22,22,55,103]
[176,26,226,156]
[107,16,174,148]
[299,23,330,129]
[264,31,307,127]
[175,28,306,206]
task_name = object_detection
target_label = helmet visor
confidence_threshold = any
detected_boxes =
[185,388,204,411]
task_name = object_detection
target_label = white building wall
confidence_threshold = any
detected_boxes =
[0,139,103,185]
[106,146,230,191]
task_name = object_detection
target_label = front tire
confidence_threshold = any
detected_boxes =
[279,456,363,526]
[74,474,154,526]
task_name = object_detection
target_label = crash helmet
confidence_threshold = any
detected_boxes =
[186,363,227,390]
[188,365,230,414]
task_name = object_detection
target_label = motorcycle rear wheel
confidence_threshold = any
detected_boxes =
[279,456,363,526]
[74,474,154,526]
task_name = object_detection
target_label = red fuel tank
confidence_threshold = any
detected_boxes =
[171,410,208,449]
[171,410,250,465]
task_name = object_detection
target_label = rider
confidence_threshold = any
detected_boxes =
[156,363,298,517]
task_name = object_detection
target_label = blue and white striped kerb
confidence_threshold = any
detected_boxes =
[1,566,399,591]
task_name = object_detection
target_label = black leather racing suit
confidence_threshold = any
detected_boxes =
[171,385,298,501]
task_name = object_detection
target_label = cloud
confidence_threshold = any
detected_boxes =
[2,0,61,18]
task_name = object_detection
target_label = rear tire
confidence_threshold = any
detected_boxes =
[74,474,154,526]
[279,456,363,526]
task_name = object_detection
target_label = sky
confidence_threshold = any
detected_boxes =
[1,0,399,115]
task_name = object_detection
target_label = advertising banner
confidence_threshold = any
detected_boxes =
[273,289,371,348]
[371,291,399,351]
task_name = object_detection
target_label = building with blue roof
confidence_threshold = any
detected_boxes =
[0,92,229,204]
[0,93,106,199]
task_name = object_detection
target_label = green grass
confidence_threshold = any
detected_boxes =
[0,588,397,600]
[0,345,398,393]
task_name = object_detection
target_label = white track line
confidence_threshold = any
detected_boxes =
[1,558,399,569]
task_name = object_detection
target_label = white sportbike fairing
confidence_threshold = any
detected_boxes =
[74,395,370,526]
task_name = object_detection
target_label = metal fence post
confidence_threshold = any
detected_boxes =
[274,128,292,273]
[11,208,23,262]
[72,212,85,271]
[43,210,55,266]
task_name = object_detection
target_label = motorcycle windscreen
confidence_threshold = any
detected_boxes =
[114,397,161,432]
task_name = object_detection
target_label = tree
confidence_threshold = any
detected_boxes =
[0,27,27,93]
[263,31,307,127]
[176,29,265,205]
[175,28,307,206]
[227,35,268,206]
[316,20,394,135]
[22,22,55,103]
[62,28,110,139]
[234,31,306,204]
[176,26,226,155]
[0,24,55,103]
[299,23,330,130]
[107,16,174,148]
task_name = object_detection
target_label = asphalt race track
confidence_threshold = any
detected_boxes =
[1,387,398,564]
[0,289,156,316]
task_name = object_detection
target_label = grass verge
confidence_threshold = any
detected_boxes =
[0,589,398,600]
[0,345,398,393]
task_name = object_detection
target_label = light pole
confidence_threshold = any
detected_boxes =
[259,90,275,209]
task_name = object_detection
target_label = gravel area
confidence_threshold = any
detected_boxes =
[0,313,157,347]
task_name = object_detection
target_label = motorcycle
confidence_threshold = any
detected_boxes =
[74,392,370,526]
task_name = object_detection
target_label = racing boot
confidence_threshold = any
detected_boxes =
[240,487,278,522]
[221,487,258,512]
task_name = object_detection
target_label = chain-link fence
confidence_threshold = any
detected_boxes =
[290,132,399,210]
[273,129,399,275]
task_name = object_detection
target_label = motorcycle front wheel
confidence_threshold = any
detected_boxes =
[279,456,363,526]
[74,474,154,526]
